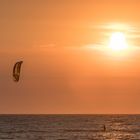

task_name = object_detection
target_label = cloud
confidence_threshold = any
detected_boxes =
[40,44,56,48]
[64,43,107,52]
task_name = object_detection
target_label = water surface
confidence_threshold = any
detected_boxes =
[0,115,139,140]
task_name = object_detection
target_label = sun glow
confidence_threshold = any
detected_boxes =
[109,32,128,51]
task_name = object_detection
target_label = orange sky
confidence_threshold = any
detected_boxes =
[1,0,140,114]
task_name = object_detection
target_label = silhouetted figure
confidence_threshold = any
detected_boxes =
[103,125,106,132]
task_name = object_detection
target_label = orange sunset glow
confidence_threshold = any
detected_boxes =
[1,0,140,114]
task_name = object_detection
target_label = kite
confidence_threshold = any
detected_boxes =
[13,61,23,82]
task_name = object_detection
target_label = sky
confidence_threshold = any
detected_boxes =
[1,0,140,114]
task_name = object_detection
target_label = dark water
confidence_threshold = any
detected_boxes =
[0,115,140,140]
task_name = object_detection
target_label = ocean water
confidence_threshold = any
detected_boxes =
[0,115,139,140]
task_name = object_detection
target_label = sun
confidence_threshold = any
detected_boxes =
[109,32,128,51]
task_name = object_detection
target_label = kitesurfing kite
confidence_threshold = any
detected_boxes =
[13,61,23,82]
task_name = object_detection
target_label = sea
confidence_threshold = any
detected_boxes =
[0,115,139,140]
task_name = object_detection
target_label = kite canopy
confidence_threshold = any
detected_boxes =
[13,61,23,82]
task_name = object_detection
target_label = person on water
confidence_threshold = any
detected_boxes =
[103,125,106,132]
